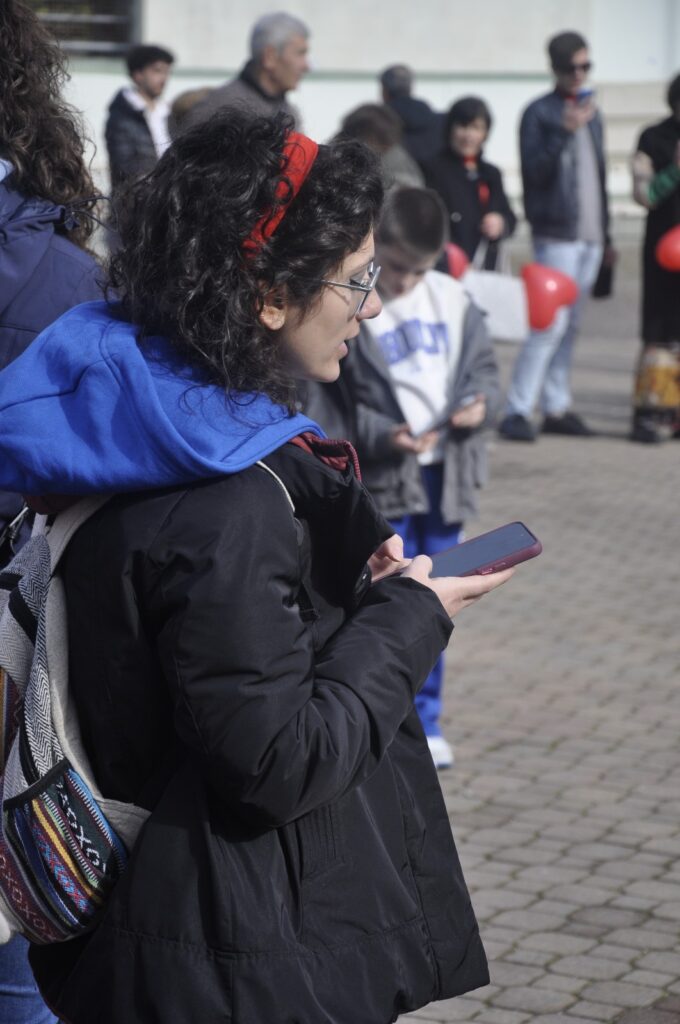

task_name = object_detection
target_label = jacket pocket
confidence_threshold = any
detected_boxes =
[295,802,343,880]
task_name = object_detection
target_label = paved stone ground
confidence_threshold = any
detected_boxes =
[400,233,680,1024]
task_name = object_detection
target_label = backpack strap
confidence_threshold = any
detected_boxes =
[33,495,111,574]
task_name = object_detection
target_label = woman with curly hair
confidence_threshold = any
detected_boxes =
[0,3,101,1021]
[0,109,512,1023]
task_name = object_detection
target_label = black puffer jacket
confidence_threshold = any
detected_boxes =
[30,443,488,1024]
[105,89,158,189]
[424,149,517,267]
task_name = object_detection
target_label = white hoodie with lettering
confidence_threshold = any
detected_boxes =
[363,270,468,464]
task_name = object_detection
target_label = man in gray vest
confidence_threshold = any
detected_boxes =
[499,30,610,442]
[186,11,309,130]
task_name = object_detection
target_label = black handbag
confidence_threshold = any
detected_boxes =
[592,246,616,299]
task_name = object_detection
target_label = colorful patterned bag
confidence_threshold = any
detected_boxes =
[0,498,149,944]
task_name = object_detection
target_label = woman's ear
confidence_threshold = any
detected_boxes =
[259,291,287,331]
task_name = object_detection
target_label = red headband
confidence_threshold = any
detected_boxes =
[245,131,319,253]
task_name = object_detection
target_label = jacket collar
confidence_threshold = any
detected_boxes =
[239,59,286,102]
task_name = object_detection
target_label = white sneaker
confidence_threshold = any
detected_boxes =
[427,735,454,770]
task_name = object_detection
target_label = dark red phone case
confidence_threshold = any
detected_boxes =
[430,521,542,577]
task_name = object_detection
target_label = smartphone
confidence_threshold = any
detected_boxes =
[430,521,542,577]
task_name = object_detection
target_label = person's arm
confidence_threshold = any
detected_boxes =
[105,110,145,186]
[354,402,404,459]
[449,301,501,430]
[146,471,452,828]
[520,102,571,189]
[480,165,517,242]
[342,337,414,460]
[632,142,680,210]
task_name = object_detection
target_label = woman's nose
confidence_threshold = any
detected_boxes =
[357,288,383,321]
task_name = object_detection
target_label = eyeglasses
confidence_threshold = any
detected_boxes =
[315,262,382,316]
[563,61,592,73]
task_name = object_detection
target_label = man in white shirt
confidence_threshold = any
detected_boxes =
[105,44,174,191]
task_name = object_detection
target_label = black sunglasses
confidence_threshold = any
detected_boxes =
[560,60,592,74]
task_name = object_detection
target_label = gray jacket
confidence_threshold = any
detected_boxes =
[344,300,500,525]
[184,61,299,130]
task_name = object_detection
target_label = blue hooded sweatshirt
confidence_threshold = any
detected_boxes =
[0,176,104,529]
[0,301,322,497]
[0,179,102,371]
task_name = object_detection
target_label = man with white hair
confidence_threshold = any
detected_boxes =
[186,11,309,129]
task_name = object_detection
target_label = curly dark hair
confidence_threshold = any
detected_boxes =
[109,111,384,408]
[0,0,97,247]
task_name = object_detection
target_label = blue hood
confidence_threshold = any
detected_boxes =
[0,301,322,495]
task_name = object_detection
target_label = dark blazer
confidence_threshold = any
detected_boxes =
[424,149,517,267]
[105,89,158,188]
[520,89,609,241]
[0,180,101,545]
[30,444,488,1023]
[387,94,445,167]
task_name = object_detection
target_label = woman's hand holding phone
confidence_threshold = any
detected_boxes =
[368,534,412,583]
[401,555,514,618]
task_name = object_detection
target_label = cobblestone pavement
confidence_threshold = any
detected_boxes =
[400,251,680,1024]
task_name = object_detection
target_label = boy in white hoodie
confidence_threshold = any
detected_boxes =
[344,187,500,768]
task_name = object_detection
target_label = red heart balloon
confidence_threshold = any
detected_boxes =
[445,242,470,279]
[655,225,680,271]
[521,263,579,330]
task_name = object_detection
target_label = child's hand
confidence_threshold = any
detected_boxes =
[450,395,486,428]
[391,424,439,454]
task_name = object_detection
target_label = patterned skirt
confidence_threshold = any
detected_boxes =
[633,342,680,428]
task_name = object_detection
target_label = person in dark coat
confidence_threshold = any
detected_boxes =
[630,71,680,442]
[105,43,174,190]
[424,95,517,269]
[0,110,515,1024]
[0,4,102,1022]
[380,64,444,168]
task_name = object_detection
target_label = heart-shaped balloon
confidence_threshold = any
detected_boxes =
[521,263,579,330]
[445,242,470,279]
[655,225,680,271]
